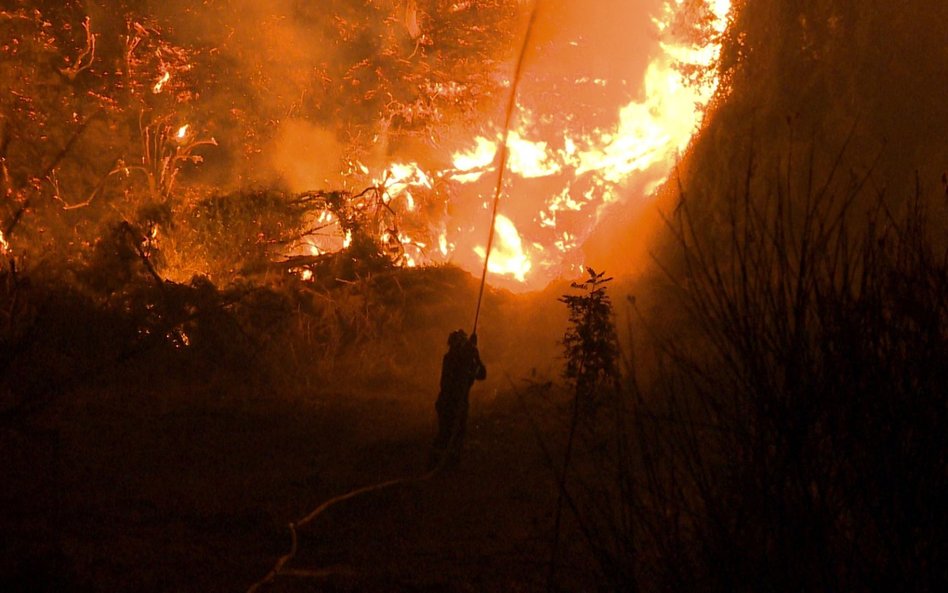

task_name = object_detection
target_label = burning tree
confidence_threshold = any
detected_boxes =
[0,3,213,282]
[1,0,525,288]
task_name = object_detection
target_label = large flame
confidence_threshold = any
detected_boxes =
[474,214,532,282]
[296,0,731,291]
[446,0,731,290]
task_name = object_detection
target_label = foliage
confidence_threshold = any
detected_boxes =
[163,189,313,283]
[561,147,948,592]
[301,0,519,137]
[646,160,948,591]
[550,268,627,591]
[699,0,948,201]
[559,267,619,402]
[0,3,213,273]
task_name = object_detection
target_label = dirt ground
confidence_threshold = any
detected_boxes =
[1,371,597,592]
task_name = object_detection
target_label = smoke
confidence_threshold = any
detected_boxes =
[111,0,710,289]
[526,0,661,106]
[140,0,338,189]
[75,1,948,292]
[137,0,524,193]
[270,120,346,193]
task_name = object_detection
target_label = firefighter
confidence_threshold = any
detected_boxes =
[429,329,486,471]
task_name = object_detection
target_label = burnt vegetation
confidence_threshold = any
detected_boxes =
[2,1,947,592]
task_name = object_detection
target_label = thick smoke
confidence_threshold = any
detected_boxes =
[270,121,347,192]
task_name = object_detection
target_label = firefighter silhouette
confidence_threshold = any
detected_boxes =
[430,329,486,470]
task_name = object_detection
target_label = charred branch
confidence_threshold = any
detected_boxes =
[0,120,10,199]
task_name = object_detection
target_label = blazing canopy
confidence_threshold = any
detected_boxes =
[1,0,729,291]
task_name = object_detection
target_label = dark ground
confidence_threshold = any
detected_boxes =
[1,374,595,592]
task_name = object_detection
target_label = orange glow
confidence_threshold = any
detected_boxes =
[287,0,731,292]
[505,130,562,179]
[439,232,450,256]
[437,0,731,290]
[451,136,498,184]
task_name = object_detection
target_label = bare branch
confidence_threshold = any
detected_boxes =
[59,17,97,81]
[4,110,102,237]
[52,157,121,211]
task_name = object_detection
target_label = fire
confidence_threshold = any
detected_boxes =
[291,0,731,291]
[437,0,731,289]
[474,215,531,282]
[152,70,171,94]
[0,230,9,254]
[451,136,497,183]
[176,124,190,140]
[505,130,562,179]
[379,162,431,212]
[439,232,450,256]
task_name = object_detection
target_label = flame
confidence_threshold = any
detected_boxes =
[380,162,431,211]
[0,230,9,254]
[474,215,531,282]
[153,70,171,94]
[284,1,731,292]
[506,130,562,178]
[451,136,497,183]
[438,0,731,290]
[176,124,190,140]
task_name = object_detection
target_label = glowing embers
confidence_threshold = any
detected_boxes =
[290,162,436,281]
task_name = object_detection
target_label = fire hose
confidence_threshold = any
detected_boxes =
[471,2,540,337]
